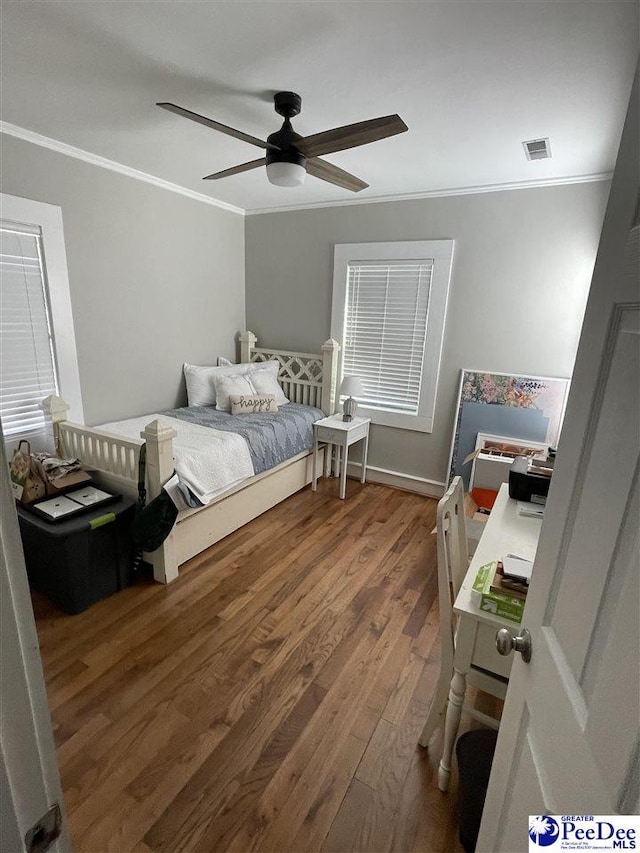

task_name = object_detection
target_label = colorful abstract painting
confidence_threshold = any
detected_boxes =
[448,370,570,487]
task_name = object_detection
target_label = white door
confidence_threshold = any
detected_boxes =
[477,73,639,852]
[0,429,70,853]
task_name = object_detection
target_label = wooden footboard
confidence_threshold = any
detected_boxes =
[43,332,340,585]
[45,402,179,583]
[54,421,141,498]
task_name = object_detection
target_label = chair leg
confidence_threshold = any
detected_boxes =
[438,668,466,792]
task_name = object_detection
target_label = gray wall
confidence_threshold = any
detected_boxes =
[245,183,610,485]
[1,134,245,424]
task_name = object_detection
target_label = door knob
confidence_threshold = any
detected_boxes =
[496,627,532,663]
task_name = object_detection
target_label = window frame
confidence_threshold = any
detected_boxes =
[1,193,84,441]
[331,240,454,432]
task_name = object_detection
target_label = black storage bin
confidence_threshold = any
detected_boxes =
[17,496,136,614]
[456,729,498,853]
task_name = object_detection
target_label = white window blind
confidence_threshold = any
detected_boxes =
[332,240,453,433]
[343,259,433,415]
[0,223,58,444]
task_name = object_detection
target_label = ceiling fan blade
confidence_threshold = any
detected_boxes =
[306,157,368,192]
[203,158,266,180]
[295,114,407,159]
[157,102,280,151]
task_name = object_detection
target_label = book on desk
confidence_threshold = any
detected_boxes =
[490,554,533,600]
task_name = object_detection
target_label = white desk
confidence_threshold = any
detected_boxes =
[438,483,542,790]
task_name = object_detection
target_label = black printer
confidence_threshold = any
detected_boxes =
[508,456,553,504]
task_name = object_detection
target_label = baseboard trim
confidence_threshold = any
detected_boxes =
[346,462,445,498]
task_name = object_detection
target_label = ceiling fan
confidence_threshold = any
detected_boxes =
[157,91,408,192]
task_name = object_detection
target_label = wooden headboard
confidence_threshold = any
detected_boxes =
[238,331,339,414]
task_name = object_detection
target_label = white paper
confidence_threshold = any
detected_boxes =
[33,496,83,519]
[65,486,113,506]
[517,500,545,519]
[502,554,534,582]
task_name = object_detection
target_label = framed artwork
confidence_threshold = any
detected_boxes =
[447,370,570,490]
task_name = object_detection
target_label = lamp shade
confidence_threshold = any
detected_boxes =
[266,161,306,187]
[340,375,363,397]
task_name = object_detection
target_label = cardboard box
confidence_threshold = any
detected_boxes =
[45,469,93,496]
[463,492,490,523]
[472,560,525,623]
[472,452,514,491]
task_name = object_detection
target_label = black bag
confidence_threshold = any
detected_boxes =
[131,489,178,552]
[130,444,179,554]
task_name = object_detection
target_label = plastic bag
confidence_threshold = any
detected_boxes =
[9,441,47,503]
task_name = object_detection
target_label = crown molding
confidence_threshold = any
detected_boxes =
[1,121,611,218]
[0,121,245,216]
[245,172,612,216]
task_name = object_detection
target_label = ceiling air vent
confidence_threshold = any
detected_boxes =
[523,138,551,161]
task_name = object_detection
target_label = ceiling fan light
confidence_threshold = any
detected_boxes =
[266,161,306,187]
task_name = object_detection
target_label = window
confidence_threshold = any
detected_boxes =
[331,240,454,432]
[0,194,83,451]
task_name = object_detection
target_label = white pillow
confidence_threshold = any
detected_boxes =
[214,374,256,412]
[183,359,280,407]
[249,368,289,406]
[183,363,219,406]
[217,356,234,367]
[250,359,280,380]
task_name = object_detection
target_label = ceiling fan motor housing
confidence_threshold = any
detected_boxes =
[266,118,306,168]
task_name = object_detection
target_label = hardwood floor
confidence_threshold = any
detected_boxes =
[32,479,476,852]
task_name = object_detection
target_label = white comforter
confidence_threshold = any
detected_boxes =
[98,414,254,507]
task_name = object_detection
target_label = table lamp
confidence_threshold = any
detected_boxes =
[340,375,363,422]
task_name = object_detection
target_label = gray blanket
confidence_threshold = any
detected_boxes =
[160,402,324,476]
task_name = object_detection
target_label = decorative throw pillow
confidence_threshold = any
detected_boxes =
[230,394,278,415]
[214,373,256,412]
[249,367,290,406]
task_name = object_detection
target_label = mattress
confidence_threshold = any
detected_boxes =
[98,402,324,508]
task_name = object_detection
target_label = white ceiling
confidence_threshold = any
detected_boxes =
[1,1,638,214]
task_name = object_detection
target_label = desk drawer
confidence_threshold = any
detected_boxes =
[316,426,347,445]
[345,422,369,444]
[472,621,513,679]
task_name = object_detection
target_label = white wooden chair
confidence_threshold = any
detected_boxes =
[418,476,507,752]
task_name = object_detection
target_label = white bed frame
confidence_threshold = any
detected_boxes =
[43,332,340,584]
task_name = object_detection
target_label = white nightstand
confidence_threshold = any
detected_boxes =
[312,414,371,500]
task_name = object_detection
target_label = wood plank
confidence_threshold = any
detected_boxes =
[164,681,329,852]
[56,713,110,768]
[352,697,432,853]
[287,733,368,853]
[32,482,469,853]
[142,608,349,851]
[223,587,422,853]
[321,777,375,853]
[65,702,189,836]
